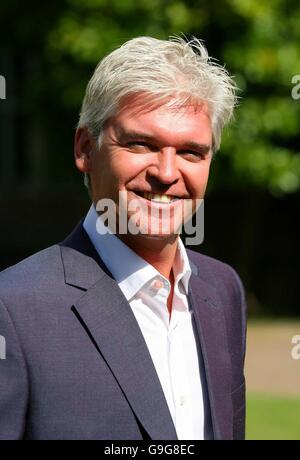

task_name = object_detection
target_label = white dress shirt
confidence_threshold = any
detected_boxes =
[83,204,205,440]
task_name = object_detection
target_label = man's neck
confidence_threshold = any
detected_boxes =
[117,233,179,282]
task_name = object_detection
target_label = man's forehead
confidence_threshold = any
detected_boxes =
[115,92,211,120]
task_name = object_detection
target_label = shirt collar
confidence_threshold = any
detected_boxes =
[173,237,192,294]
[83,204,195,301]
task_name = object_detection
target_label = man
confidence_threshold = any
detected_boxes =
[0,36,247,440]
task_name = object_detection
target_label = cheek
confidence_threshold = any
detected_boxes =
[185,163,211,195]
[93,152,124,183]
[111,153,149,183]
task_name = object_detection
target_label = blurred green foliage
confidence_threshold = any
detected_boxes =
[0,0,299,194]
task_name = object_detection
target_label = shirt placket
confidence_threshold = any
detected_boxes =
[167,306,194,439]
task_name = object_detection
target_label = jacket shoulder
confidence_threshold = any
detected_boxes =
[187,248,243,291]
[0,245,63,302]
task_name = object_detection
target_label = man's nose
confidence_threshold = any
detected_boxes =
[148,147,180,185]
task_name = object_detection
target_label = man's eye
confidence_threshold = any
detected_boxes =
[126,142,158,151]
[127,142,148,148]
[178,150,206,159]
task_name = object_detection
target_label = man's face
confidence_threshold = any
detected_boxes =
[77,95,213,247]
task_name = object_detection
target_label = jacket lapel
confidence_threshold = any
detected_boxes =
[188,270,233,440]
[60,223,177,440]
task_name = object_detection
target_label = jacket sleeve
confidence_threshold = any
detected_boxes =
[0,297,29,439]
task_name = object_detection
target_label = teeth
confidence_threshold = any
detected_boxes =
[142,192,174,203]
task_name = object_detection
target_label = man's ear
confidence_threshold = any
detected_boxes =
[74,126,95,173]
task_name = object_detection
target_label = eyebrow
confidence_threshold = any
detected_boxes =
[116,127,212,153]
[117,128,158,144]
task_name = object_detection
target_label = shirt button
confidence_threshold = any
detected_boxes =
[179,396,185,406]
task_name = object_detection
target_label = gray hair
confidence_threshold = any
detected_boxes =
[78,35,238,190]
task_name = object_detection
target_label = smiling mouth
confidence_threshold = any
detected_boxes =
[132,191,181,203]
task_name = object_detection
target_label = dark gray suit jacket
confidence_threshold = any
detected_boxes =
[0,221,247,440]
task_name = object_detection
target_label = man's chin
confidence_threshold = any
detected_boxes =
[132,231,179,242]
[140,233,171,239]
